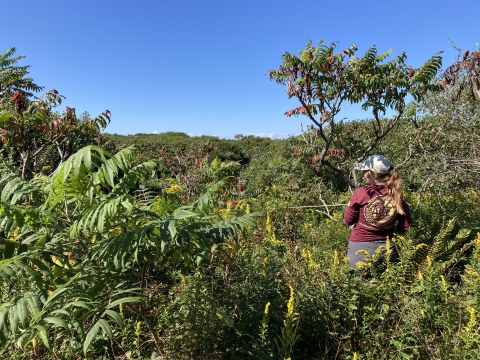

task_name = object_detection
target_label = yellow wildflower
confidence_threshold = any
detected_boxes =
[265,212,282,245]
[333,250,339,268]
[263,256,269,268]
[355,261,368,269]
[287,285,295,317]
[165,178,182,194]
[375,245,386,256]
[8,228,19,241]
[332,211,341,219]
[473,233,480,261]
[385,238,393,259]
[440,275,448,292]
[355,249,369,257]
[465,307,477,334]
[426,256,432,268]
[260,301,271,337]
[463,265,480,284]
[135,321,142,337]
[302,249,315,269]
[266,212,273,234]
[264,302,271,316]
[110,226,123,237]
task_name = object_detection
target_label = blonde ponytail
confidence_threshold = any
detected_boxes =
[374,168,406,215]
[385,168,405,214]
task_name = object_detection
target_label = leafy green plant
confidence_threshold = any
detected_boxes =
[0,47,43,98]
[394,218,476,282]
[0,90,110,178]
[0,145,259,358]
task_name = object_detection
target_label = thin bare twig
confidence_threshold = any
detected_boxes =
[316,182,343,221]
[395,144,414,169]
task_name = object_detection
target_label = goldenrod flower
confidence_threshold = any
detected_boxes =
[473,233,480,261]
[440,275,448,292]
[375,245,385,256]
[8,228,19,241]
[287,285,295,317]
[465,307,477,334]
[135,321,142,337]
[260,301,271,337]
[333,250,339,268]
[463,265,480,284]
[385,238,392,258]
[263,256,269,268]
[110,226,123,237]
[265,212,282,245]
[264,302,271,316]
[355,261,368,269]
[302,249,315,269]
[426,256,432,268]
[355,249,369,256]
[165,179,182,194]
[266,213,273,234]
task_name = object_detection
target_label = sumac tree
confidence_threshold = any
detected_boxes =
[0,47,43,99]
[0,89,110,178]
[269,39,443,186]
[0,145,259,357]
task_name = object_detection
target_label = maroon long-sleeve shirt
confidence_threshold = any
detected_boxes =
[344,184,412,242]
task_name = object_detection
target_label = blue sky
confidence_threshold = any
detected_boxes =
[2,0,479,138]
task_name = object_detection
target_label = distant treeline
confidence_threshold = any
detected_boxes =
[106,131,282,165]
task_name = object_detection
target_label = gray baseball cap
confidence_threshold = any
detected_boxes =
[354,155,392,174]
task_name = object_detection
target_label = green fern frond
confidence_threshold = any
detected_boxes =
[427,218,456,259]
[440,239,477,275]
[396,218,475,283]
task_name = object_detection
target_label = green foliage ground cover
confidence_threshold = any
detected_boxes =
[1,43,480,359]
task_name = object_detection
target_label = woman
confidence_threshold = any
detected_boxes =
[344,154,412,268]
